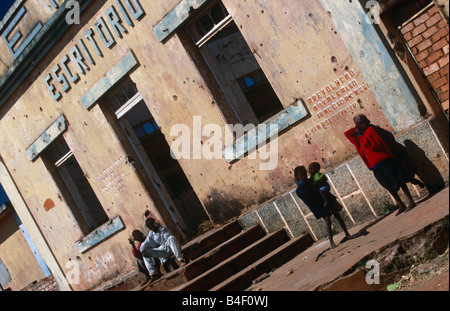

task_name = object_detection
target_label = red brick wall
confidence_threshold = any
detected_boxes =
[401,4,449,117]
[21,275,58,291]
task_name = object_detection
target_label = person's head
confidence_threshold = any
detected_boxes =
[294,166,308,181]
[145,217,159,232]
[143,210,151,219]
[132,230,145,242]
[353,114,371,134]
[308,162,321,176]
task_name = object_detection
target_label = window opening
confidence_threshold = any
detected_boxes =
[187,2,284,124]
[48,140,109,232]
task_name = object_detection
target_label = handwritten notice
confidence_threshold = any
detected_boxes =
[93,157,127,197]
[306,69,369,136]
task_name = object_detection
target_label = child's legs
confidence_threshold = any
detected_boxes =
[329,201,350,236]
[389,190,406,209]
[388,189,409,216]
[137,258,150,277]
[143,257,161,276]
[319,191,329,206]
[400,184,416,209]
[332,210,350,236]
[323,215,336,248]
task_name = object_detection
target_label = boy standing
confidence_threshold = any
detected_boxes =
[295,166,350,248]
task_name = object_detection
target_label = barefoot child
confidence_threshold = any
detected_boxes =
[344,114,417,215]
[294,166,350,248]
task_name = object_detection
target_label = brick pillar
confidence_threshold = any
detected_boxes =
[21,275,59,291]
[400,4,450,117]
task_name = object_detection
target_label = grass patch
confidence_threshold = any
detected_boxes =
[384,204,398,214]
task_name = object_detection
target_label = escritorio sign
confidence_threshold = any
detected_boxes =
[43,0,144,101]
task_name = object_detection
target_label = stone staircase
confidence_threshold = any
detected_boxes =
[142,220,314,292]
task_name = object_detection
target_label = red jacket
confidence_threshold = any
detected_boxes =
[344,126,394,169]
[132,241,143,259]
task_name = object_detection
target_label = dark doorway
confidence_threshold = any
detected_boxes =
[106,79,210,237]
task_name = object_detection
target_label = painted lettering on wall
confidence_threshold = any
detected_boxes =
[1,6,43,60]
[44,0,145,101]
[93,157,127,197]
[1,1,64,62]
[306,69,369,135]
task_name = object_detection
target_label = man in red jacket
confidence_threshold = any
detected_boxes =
[344,114,416,216]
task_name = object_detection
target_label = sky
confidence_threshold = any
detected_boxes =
[0,0,16,21]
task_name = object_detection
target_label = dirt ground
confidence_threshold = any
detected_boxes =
[247,187,449,291]
[97,188,449,292]
[396,250,449,291]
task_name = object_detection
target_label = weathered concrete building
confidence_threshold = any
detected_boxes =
[0,0,448,290]
[0,184,53,291]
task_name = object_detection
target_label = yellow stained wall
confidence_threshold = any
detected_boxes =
[0,0,65,76]
[153,0,393,222]
[0,210,45,290]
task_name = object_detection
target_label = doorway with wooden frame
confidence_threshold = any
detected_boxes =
[102,77,211,238]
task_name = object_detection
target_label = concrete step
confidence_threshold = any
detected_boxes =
[143,225,266,291]
[211,232,314,291]
[172,229,291,291]
[181,220,243,262]
[184,225,266,280]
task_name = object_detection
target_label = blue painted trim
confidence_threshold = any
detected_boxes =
[0,0,26,32]
[222,100,308,163]
[105,5,127,38]
[124,0,145,20]
[44,73,62,101]
[50,0,59,9]
[318,0,422,131]
[25,115,68,161]
[0,257,12,287]
[116,0,133,27]
[94,17,116,49]
[80,51,138,109]
[1,6,43,60]
[83,28,103,57]
[153,0,208,42]
[12,211,52,277]
[69,44,89,75]
[75,216,125,253]
[61,54,80,84]
[0,0,94,108]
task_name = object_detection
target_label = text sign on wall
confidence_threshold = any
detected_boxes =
[1,6,42,60]
[93,157,127,197]
[0,0,62,61]
[43,0,144,101]
[306,69,369,136]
